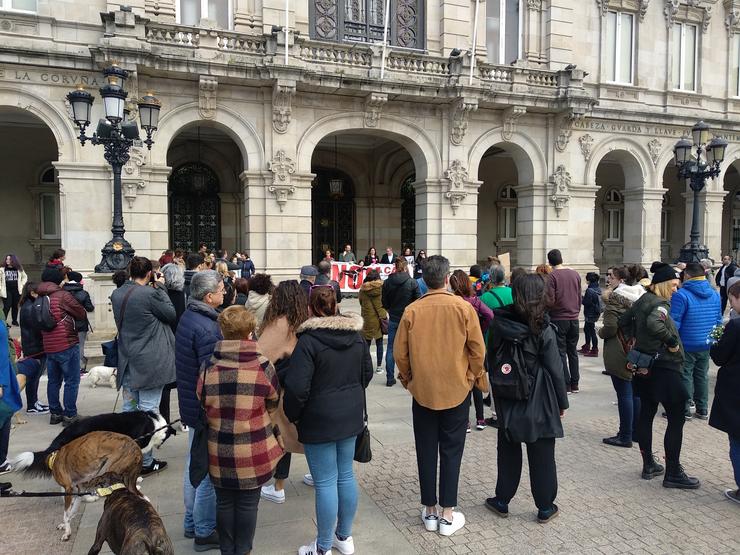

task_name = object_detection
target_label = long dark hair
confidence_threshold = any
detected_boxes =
[19,281,37,306]
[2,254,22,270]
[512,273,549,334]
[449,269,473,297]
[260,280,309,335]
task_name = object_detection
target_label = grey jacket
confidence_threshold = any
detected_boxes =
[111,281,177,391]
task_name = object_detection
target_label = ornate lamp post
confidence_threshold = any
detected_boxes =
[673,121,728,263]
[66,65,161,272]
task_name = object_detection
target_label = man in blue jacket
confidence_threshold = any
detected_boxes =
[670,262,722,420]
[176,270,225,552]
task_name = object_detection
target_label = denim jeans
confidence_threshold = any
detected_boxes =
[366,337,384,368]
[610,375,641,443]
[46,344,80,417]
[730,436,740,490]
[121,373,164,467]
[682,350,710,413]
[583,322,598,350]
[303,437,358,552]
[385,318,400,382]
[184,428,217,538]
[17,358,42,409]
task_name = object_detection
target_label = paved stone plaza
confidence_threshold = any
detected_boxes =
[3,302,739,554]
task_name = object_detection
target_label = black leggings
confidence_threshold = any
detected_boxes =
[470,389,484,421]
[366,337,384,367]
[159,381,177,423]
[495,431,557,511]
[214,486,261,555]
[637,399,686,472]
[274,453,291,480]
[3,284,20,323]
[583,322,598,350]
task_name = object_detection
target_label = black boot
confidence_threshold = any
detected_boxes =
[663,464,700,489]
[641,452,665,480]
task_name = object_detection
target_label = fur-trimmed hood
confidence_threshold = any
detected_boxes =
[604,283,645,308]
[298,311,363,333]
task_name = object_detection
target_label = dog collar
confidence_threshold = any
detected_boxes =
[47,451,57,470]
[94,483,126,497]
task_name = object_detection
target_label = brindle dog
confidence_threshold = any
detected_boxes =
[87,487,174,555]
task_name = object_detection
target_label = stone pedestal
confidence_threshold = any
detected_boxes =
[623,188,665,266]
[87,272,118,334]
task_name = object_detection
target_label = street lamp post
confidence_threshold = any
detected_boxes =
[673,121,728,264]
[66,65,161,272]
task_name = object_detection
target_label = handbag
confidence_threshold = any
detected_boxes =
[371,301,389,335]
[626,348,657,377]
[189,364,210,488]
[101,286,136,368]
[354,357,372,463]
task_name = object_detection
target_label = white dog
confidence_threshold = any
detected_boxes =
[87,366,117,388]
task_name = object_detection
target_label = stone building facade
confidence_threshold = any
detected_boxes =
[2,0,740,299]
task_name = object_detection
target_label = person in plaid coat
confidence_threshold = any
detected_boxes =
[199,305,284,555]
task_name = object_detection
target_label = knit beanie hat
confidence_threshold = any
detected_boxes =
[41,268,64,285]
[651,262,678,285]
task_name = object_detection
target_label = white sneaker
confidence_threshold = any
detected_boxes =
[303,473,314,487]
[260,483,286,504]
[438,511,465,536]
[375,367,384,374]
[421,507,439,531]
[298,540,332,555]
[332,534,355,554]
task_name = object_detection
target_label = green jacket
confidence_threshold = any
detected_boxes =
[598,284,645,381]
[620,290,684,370]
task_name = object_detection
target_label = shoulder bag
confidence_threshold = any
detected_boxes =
[101,287,136,368]
[189,364,211,488]
[354,355,372,463]
[371,300,389,335]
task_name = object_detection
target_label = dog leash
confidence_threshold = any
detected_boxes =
[132,419,182,443]
[1,483,127,499]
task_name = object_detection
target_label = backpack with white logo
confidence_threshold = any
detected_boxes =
[30,294,57,331]
[491,335,530,400]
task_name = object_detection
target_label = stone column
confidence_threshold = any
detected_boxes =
[515,183,549,269]
[125,164,170,261]
[623,188,665,266]
[415,167,480,269]
[702,189,727,261]
[54,162,111,272]
[241,170,270,274]
[567,185,600,272]
[523,0,546,64]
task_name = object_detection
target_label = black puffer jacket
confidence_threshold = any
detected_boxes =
[381,271,420,321]
[489,307,569,443]
[709,319,740,438]
[19,301,43,358]
[284,312,373,444]
[62,282,94,332]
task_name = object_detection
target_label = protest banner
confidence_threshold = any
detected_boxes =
[330,261,396,293]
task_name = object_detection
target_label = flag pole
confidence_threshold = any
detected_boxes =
[285,0,289,65]
[469,0,481,85]
[380,0,391,80]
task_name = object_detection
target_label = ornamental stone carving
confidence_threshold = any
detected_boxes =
[272,81,296,134]
[726,0,740,30]
[502,106,527,141]
[527,0,543,10]
[550,165,572,217]
[597,0,651,20]
[665,0,713,32]
[444,160,469,215]
[647,138,662,167]
[449,97,478,146]
[268,150,296,212]
[555,110,586,153]
[198,76,218,119]
[364,92,388,128]
[122,146,146,208]
[579,134,595,161]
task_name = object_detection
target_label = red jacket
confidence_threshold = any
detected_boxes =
[37,282,87,354]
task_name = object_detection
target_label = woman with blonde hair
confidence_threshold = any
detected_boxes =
[215,261,236,310]
[619,262,699,489]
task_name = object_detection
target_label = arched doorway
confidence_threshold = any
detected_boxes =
[477,145,522,266]
[311,168,355,262]
[661,163,686,262]
[310,132,417,262]
[167,124,244,253]
[168,162,221,252]
[0,107,59,271]
[721,163,740,258]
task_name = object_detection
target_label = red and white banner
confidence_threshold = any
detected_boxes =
[330,262,397,293]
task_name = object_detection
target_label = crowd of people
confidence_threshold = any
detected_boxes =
[1,242,739,554]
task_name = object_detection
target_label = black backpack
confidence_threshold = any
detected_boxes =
[30,294,57,331]
[491,334,531,401]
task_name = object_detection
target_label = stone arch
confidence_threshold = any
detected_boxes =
[153,102,264,171]
[0,86,78,162]
[718,144,740,186]
[296,113,440,181]
[167,138,242,194]
[467,129,545,185]
[586,138,651,189]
